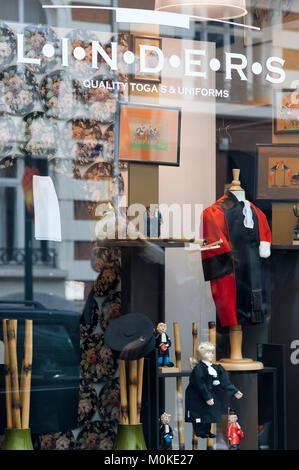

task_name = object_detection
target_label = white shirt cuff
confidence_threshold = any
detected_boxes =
[259,241,271,259]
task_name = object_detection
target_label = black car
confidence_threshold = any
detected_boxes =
[0,301,80,434]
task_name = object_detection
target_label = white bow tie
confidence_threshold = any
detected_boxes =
[202,361,220,385]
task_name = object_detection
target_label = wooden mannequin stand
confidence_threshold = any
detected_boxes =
[218,325,263,371]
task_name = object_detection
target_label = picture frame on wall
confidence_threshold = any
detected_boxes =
[119,103,181,167]
[274,89,299,134]
[132,35,162,83]
[256,144,299,200]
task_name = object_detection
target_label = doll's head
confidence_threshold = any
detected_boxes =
[157,322,167,334]
[228,409,238,423]
[160,412,171,425]
[197,341,215,362]
[190,341,215,369]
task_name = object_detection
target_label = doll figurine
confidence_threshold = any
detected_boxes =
[159,412,174,450]
[155,323,174,367]
[227,409,244,450]
[185,341,243,439]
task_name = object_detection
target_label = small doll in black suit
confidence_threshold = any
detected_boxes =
[159,412,174,450]
[185,341,243,439]
[155,322,174,367]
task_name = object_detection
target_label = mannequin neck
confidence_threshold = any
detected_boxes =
[230,190,245,202]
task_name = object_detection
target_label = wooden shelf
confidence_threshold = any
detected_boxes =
[158,367,277,378]
[272,245,299,250]
[94,238,190,248]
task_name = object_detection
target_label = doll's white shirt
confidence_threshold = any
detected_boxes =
[202,360,220,386]
[165,425,169,433]
[161,333,167,342]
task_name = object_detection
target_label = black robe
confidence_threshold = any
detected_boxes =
[159,424,174,449]
[155,332,171,357]
[201,192,271,326]
[185,362,238,424]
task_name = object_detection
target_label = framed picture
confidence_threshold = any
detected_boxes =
[274,89,299,134]
[256,144,299,200]
[119,103,181,167]
[132,35,162,83]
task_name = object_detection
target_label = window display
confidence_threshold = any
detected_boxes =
[0,0,297,454]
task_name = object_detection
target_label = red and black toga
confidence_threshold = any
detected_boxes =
[201,192,271,327]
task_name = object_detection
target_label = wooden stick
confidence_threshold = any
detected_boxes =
[20,359,25,412]
[129,360,138,425]
[13,320,17,343]
[173,322,185,450]
[7,320,21,429]
[137,358,144,424]
[192,323,198,451]
[208,321,216,450]
[208,321,216,362]
[118,360,129,425]
[21,320,33,429]
[192,323,197,358]
[2,320,13,429]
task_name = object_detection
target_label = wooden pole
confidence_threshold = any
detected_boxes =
[20,359,25,412]
[137,358,144,424]
[129,360,138,425]
[173,322,185,450]
[192,323,198,450]
[7,320,21,429]
[21,320,33,429]
[118,360,129,425]
[208,321,216,450]
[229,325,243,360]
[208,321,216,361]
[192,323,197,359]
[2,320,13,429]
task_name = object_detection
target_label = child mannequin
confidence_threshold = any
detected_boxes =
[185,342,243,438]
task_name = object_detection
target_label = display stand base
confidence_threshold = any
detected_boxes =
[159,367,180,374]
[217,358,264,371]
[114,424,147,450]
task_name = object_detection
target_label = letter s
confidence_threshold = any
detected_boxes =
[266,57,285,84]
[290,340,299,365]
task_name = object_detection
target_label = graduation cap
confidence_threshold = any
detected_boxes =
[104,313,155,360]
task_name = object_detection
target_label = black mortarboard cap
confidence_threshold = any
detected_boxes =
[104,313,155,359]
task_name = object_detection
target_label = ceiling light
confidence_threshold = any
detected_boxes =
[155,0,247,20]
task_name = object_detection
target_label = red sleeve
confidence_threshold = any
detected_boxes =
[251,204,272,244]
[201,205,233,281]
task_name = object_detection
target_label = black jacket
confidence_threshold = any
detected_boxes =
[155,332,171,356]
[185,362,238,424]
